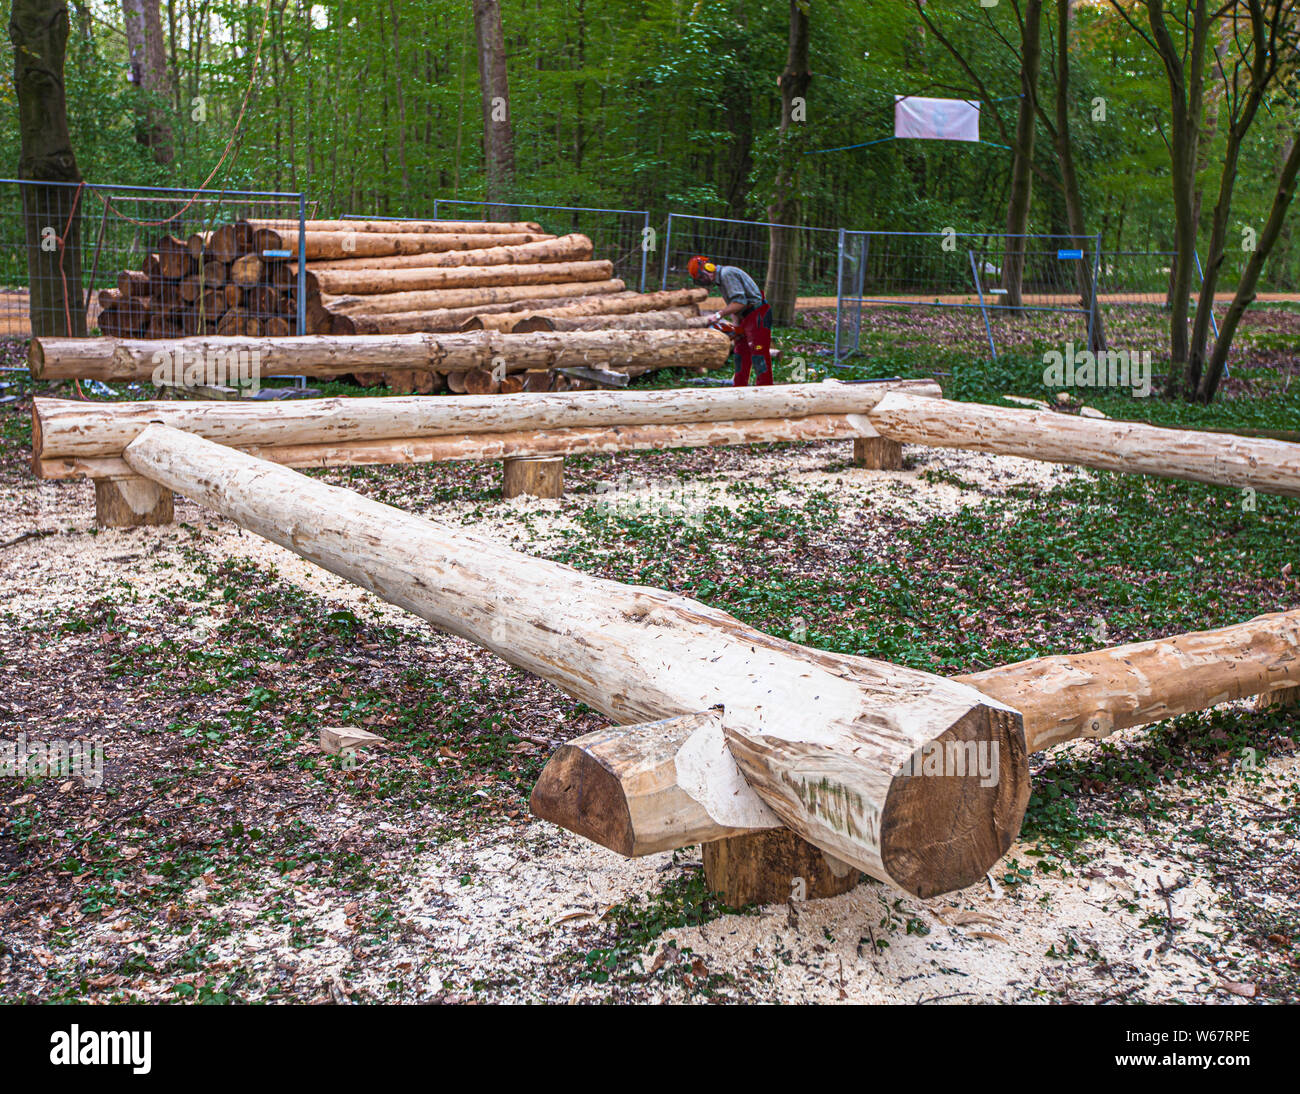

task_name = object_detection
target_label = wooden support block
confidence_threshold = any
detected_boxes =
[94,476,173,528]
[1255,685,1299,712]
[853,436,904,470]
[502,456,563,499]
[703,829,862,906]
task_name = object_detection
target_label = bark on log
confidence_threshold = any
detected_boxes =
[324,277,625,316]
[703,830,861,905]
[531,610,1300,855]
[312,259,614,297]
[301,233,593,272]
[869,393,1300,498]
[33,380,938,463]
[244,218,544,236]
[956,609,1300,751]
[120,425,1029,898]
[258,229,553,261]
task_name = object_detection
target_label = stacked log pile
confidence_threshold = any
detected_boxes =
[94,217,718,393]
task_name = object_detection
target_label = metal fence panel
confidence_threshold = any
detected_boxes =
[659,212,840,300]
[0,178,311,342]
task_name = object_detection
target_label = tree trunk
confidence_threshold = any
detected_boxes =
[472,0,514,212]
[1001,0,1043,312]
[257,228,552,261]
[10,0,86,336]
[121,0,173,163]
[122,425,1028,899]
[1053,0,1105,352]
[1198,128,1300,401]
[764,0,811,326]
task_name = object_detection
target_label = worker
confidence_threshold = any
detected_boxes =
[687,255,774,387]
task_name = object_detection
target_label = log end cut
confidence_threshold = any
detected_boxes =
[529,744,638,856]
[878,704,1029,898]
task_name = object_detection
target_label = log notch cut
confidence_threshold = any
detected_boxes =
[121,426,1028,899]
[869,392,1300,498]
[533,611,1300,866]
[502,456,563,499]
[33,380,940,478]
[852,436,904,470]
[93,477,174,528]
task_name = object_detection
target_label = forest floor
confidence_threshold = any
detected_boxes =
[0,306,1297,1004]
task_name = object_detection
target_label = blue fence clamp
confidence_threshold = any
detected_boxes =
[1057,248,1084,260]
[262,249,293,259]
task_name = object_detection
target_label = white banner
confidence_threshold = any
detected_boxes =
[894,96,981,142]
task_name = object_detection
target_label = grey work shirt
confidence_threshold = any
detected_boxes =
[715,265,764,310]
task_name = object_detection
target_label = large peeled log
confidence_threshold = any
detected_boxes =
[121,426,1028,898]
[869,393,1300,498]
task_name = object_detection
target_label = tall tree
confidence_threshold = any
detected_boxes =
[765,0,811,325]
[121,0,173,164]
[10,0,86,336]
[472,0,514,212]
[1002,0,1044,310]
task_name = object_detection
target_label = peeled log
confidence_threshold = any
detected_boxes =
[29,328,730,386]
[33,380,937,464]
[515,309,708,332]
[330,288,703,335]
[258,229,553,261]
[534,610,1300,857]
[957,609,1300,751]
[244,218,544,235]
[312,259,614,296]
[870,393,1300,499]
[301,233,593,272]
[325,278,625,316]
[121,425,1028,898]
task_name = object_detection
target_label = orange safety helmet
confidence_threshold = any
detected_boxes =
[687,255,718,283]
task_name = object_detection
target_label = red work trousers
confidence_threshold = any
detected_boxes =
[730,303,773,387]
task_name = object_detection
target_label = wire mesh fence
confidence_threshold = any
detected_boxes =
[429,199,651,291]
[0,179,311,344]
[834,230,1101,359]
[659,213,841,304]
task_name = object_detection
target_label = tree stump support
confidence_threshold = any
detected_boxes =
[702,828,862,906]
[94,476,174,528]
[853,436,904,470]
[502,456,563,499]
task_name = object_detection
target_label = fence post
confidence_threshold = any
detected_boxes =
[1087,232,1102,352]
[661,213,674,291]
[639,211,649,293]
[296,192,307,339]
[834,228,845,360]
[968,249,998,360]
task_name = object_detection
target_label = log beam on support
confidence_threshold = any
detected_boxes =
[869,392,1300,498]
[121,426,1027,899]
[533,610,1300,855]
[853,436,904,470]
[94,476,174,528]
[502,456,563,499]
